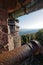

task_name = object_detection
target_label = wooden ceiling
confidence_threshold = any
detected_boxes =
[9,0,43,18]
[0,0,31,13]
[0,0,43,18]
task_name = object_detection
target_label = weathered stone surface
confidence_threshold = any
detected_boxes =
[0,9,8,52]
[8,34,14,51]
[13,32,21,48]
[8,18,21,50]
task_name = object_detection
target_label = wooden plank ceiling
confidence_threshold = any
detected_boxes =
[0,0,43,18]
[0,0,31,13]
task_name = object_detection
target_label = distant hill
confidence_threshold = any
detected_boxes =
[19,29,39,35]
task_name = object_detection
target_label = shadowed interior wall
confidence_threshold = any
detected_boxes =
[0,8,8,52]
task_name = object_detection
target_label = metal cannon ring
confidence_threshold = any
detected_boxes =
[30,40,41,55]
[30,40,41,49]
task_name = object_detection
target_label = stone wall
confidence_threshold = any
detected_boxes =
[8,18,21,51]
[8,34,14,51]
[0,9,8,53]
[13,32,21,48]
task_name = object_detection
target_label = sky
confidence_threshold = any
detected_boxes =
[18,9,43,29]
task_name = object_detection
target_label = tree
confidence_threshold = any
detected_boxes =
[21,34,30,45]
[21,35,27,45]
[35,29,43,45]
[26,34,31,42]
[31,33,36,40]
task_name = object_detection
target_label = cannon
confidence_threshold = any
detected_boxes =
[0,40,42,65]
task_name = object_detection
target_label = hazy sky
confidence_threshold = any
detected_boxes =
[18,9,43,29]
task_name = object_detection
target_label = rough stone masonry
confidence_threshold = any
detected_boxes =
[0,8,8,53]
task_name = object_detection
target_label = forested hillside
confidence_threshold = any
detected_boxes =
[21,29,43,45]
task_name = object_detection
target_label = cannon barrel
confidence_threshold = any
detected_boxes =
[0,40,41,65]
